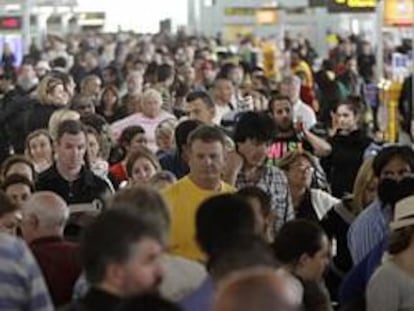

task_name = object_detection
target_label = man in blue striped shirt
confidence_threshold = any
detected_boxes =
[0,233,53,311]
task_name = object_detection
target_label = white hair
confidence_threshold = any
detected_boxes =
[23,191,69,229]
[142,88,162,104]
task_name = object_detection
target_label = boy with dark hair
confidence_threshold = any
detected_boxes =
[227,111,293,231]
[181,193,275,311]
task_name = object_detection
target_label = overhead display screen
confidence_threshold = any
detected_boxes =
[327,0,377,13]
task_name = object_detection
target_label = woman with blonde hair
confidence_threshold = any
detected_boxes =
[80,75,102,100]
[85,126,109,178]
[14,74,71,152]
[351,157,377,214]
[279,150,340,223]
[125,146,161,187]
[25,129,53,173]
[37,75,70,107]
[155,118,178,157]
[320,157,377,301]
[48,109,80,141]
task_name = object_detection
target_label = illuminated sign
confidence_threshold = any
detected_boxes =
[256,8,279,25]
[384,0,414,26]
[327,0,377,12]
[0,16,22,30]
[224,7,256,16]
[76,12,106,27]
[78,12,106,20]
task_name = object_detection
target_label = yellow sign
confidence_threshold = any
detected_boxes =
[328,0,376,12]
[347,0,376,7]
[384,0,414,26]
[256,8,279,25]
[224,7,255,16]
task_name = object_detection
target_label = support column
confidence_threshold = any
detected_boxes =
[22,0,32,53]
[375,0,384,81]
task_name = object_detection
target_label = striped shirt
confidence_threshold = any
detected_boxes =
[347,200,392,265]
[236,165,294,231]
[0,234,53,311]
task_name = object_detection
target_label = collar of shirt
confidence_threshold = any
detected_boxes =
[29,236,64,248]
[374,200,393,227]
[48,163,96,187]
[81,287,122,311]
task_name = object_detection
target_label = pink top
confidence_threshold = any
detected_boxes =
[111,111,175,152]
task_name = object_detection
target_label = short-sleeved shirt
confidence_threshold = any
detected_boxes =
[367,260,414,311]
[163,176,234,261]
[266,132,312,166]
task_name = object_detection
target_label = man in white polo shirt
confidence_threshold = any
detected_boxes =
[280,75,317,130]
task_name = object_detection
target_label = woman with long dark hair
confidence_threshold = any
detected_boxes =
[322,98,372,198]
[97,85,123,123]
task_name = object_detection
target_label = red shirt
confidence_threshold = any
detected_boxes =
[30,236,81,307]
[109,162,128,184]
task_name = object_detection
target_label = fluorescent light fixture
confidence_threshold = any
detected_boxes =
[4,4,21,11]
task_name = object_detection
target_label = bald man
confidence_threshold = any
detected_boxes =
[21,191,82,308]
[213,268,301,311]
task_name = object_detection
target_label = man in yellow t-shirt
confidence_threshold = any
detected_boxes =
[163,125,234,261]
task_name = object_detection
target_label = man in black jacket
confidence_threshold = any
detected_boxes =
[0,70,18,163]
[36,119,113,240]
[37,119,112,203]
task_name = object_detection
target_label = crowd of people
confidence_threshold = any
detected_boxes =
[0,29,412,311]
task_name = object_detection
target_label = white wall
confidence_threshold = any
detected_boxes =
[77,0,188,33]
[190,0,377,56]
